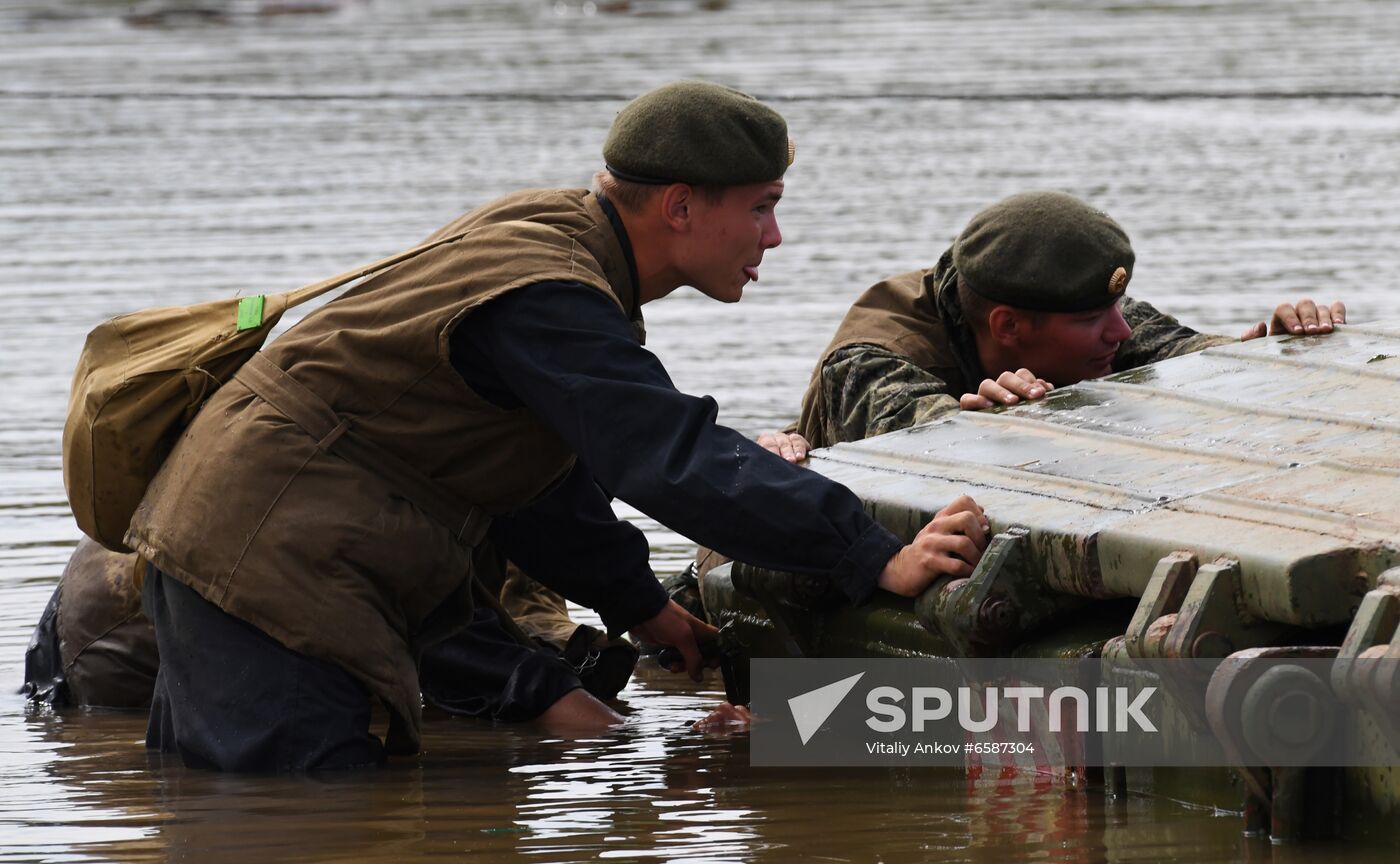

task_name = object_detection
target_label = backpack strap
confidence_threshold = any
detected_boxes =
[279,228,481,310]
[234,352,490,547]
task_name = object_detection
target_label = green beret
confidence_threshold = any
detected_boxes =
[604,80,793,187]
[954,191,1135,313]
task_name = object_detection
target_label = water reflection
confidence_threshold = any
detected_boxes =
[5,0,1400,860]
[9,672,1398,861]
[6,709,160,862]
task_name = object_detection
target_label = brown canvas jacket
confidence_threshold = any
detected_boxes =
[126,188,641,752]
[795,250,978,448]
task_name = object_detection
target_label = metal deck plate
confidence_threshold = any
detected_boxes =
[799,323,1400,627]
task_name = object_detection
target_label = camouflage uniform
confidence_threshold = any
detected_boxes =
[812,297,1233,447]
[796,250,1236,449]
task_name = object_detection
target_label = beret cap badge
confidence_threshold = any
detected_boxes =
[1108,266,1128,296]
[952,190,1136,313]
[786,137,797,167]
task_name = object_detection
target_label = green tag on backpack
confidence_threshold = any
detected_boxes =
[236,295,266,332]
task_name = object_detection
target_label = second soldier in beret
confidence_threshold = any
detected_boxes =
[124,80,991,772]
[788,189,1347,450]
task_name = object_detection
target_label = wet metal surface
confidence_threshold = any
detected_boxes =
[713,329,1400,846]
[5,0,1400,861]
[806,326,1400,628]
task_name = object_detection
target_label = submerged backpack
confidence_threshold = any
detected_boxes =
[63,230,474,553]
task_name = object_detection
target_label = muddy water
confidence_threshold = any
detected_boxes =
[3,1,1400,861]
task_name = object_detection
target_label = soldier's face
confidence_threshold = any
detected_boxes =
[1014,301,1133,385]
[683,181,784,303]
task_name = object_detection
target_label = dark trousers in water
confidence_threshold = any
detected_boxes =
[144,569,385,771]
[143,567,581,772]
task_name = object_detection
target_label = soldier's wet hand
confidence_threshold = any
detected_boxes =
[693,702,752,732]
[756,430,811,463]
[1242,298,1347,339]
[877,495,988,597]
[630,600,719,682]
[959,368,1053,411]
[936,494,991,545]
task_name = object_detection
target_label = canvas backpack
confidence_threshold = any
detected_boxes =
[62,230,476,553]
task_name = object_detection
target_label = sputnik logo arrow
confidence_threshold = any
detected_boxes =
[788,672,865,745]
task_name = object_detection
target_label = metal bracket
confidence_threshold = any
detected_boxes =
[914,526,1080,655]
[1168,559,1284,659]
[1330,567,1400,752]
[1124,553,1284,661]
[1123,553,1286,729]
[1124,551,1197,659]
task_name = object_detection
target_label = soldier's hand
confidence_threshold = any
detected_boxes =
[1241,298,1347,340]
[630,600,719,682]
[877,495,989,597]
[693,702,752,732]
[959,368,1053,411]
[936,494,991,537]
[756,430,811,463]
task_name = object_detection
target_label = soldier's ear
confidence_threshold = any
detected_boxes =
[986,305,1021,345]
[659,183,696,233]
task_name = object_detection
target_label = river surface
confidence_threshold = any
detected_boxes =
[2,1,1399,861]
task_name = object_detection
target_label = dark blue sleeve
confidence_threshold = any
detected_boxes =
[486,461,667,638]
[452,282,904,606]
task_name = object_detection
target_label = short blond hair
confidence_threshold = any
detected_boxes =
[591,169,727,213]
[592,169,661,212]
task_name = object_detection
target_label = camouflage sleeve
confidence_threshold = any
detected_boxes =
[821,344,961,444]
[1115,297,1238,370]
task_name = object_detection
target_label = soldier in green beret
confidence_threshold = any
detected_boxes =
[786,190,1347,452]
[124,80,989,771]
